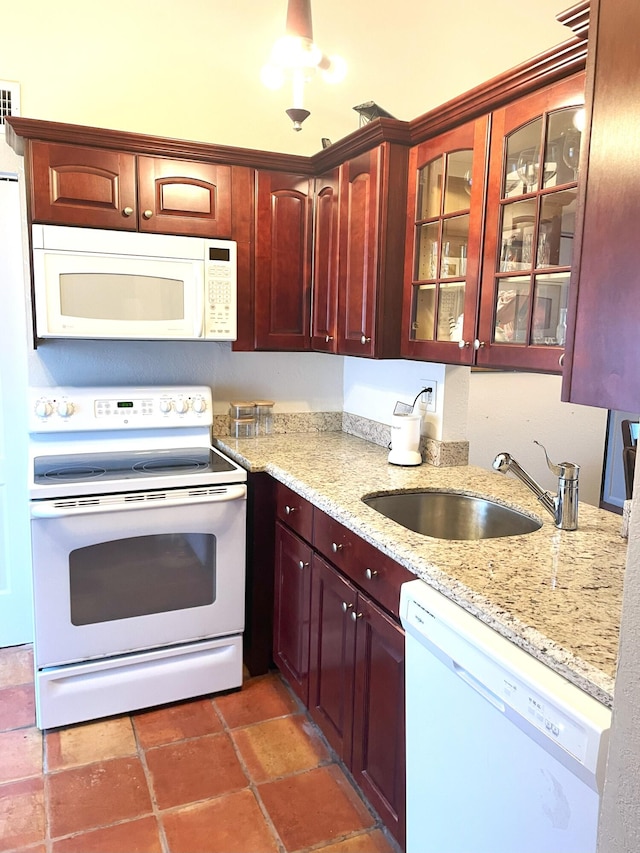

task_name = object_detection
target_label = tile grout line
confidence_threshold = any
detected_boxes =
[130,710,172,853]
[210,695,288,853]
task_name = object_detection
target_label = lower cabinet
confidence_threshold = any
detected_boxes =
[272,482,409,848]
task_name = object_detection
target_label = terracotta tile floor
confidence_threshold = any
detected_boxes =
[0,645,399,853]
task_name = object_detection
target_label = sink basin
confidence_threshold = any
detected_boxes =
[362,490,542,540]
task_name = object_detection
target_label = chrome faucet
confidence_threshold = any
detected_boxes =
[492,441,580,531]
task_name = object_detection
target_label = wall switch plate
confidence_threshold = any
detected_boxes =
[420,380,437,413]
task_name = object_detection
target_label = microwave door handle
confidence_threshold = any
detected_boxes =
[196,276,206,338]
[30,485,247,518]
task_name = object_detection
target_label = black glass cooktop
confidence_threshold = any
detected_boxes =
[33,447,236,485]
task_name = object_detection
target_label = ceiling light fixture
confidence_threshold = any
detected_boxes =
[261,0,347,131]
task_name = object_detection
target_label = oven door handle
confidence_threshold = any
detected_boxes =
[30,484,247,518]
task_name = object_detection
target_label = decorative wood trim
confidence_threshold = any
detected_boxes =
[408,37,587,144]
[556,1,590,39]
[5,116,313,174]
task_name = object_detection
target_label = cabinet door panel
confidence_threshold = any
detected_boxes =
[477,73,585,372]
[255,171,312,351]
[562,0,640,410]
[308,554,357,761]
[338,150,380,357]
[402,118,488,364]
[311,169,340,352]
[137,157,232,237]
[29,140,137,230]
[352,595,406,847]
[273,522,312,703]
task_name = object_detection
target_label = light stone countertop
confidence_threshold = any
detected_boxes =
[215,431,627,707]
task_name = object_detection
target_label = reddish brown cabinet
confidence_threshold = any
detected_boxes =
[402,75,585,373]
[476,73,585,372]
[273,521,312,703]
[311,168,340,353]
[254,171,313,351]
[28,140,233,237]
[402,116,489,364]
[562,0,640,411]
[336,144,408,358]
[271,492,409,847]
[308,551,406,847]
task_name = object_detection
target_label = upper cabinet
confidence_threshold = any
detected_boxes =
[254,170,313,351]
[311,168,340,353]
[476,73,585,372]
[310,145,408,359]
[335,144,408,359]
[402,74,585,372]
[28,140,233,238]
[562,0,640,411]
[402,117,489,364]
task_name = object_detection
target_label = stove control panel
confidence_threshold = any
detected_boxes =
[29,386,213,432]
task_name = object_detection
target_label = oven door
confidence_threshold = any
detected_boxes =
[30,484,246,668]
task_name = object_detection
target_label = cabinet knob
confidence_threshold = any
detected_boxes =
[298,560,309,570]
[558,353,565,367]
[122,206,134,217]
[331,542,343,553]
[365,568,378,580]
[458,340,471,349]
[284,505,296,515]
[341,601,353,613]
[325,335,334,343]
[350,611,363,621]
[143,209,153,219]
[474,339,486,350]
[360,335,371,345]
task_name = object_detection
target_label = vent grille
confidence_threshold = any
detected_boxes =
[0,82,20,132]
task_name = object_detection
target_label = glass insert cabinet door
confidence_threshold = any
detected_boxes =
[477,73,585,371]
[402,117,489,363]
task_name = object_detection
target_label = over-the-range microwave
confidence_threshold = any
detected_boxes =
[31,224,237,341]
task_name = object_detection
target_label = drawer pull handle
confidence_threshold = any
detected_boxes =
[122,206,134,217]
[298,560,309,570]
[332,542,343,553]
[350,611,363,621]
[365,568,378,580]
[360,335,371,345]
[285,505,296,515]
[341,601,353,613]
[143,209,153,219]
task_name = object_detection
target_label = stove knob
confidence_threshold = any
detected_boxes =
[191,395,207,414]
[34,399,53,418]
[159,399,172,414]
[56,400,74,418]
[174,398,188,414]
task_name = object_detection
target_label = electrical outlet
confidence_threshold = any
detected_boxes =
[420,380,437,413]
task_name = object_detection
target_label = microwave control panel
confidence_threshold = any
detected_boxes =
[205,240,237,340]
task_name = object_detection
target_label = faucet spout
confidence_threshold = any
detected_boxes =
[492,447,579,531]
[492,452,556,518]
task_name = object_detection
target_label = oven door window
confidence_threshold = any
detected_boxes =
[69,532,216,625]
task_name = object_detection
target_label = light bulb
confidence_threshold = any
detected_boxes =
[572,107,586,133]
[260,63,285,90]
[321,54,347,84]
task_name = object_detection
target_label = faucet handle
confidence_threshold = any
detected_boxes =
[533,440,579,481]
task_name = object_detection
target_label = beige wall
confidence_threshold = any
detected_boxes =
[2,0,570,155]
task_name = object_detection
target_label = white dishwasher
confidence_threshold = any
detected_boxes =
[400,579,611,853]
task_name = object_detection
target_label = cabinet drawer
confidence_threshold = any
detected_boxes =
[313,508,414,619]
[276,482,314,543]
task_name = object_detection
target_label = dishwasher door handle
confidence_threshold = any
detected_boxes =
[453,661,505,712]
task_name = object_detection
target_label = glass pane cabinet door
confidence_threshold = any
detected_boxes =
[402,117,489,362]
[477,74,585,371]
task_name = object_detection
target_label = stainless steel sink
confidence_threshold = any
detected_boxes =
[362,490,542,540]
